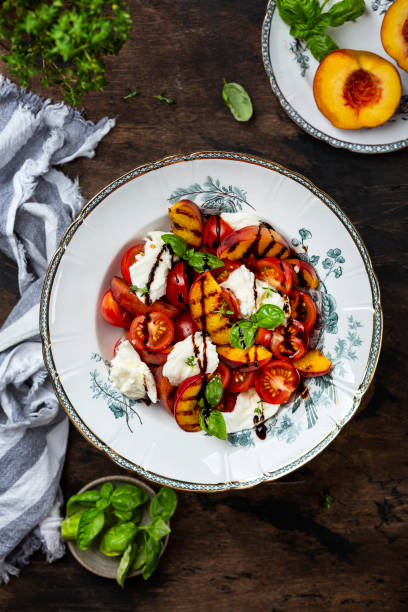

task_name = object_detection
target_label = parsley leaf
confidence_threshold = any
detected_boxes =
[153,92,174,104]
[123,88,140,100]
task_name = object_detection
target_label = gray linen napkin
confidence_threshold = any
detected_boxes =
[0,75,115,583]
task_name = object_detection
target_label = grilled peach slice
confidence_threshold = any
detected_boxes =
[217,225,290,261]
[189,272,232,345]
[381,0,408,73]
[217,345,272,372]
[110,276,148,316]
[173,374,204,432]
[169,200,203,248]
[155,365,177,415]
[287,259,319,290]
[293,349,331,378]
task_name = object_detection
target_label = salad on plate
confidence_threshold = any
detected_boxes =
[100,199,332,441]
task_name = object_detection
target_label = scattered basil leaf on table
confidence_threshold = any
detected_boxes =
[222,81,253,122]
[99,522,138,557]
[77,508,105,550]
[205,375,224,408]
[66,490,100,516]
[150,487,178,522]
[123,88,140,100]
[153,92,175,104]
[199,409,227,441]
[111,484,149,511]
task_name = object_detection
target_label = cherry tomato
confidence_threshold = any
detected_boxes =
[270,319,307,361]
[255,328,272,347]
[286,258,319,290]
[214,391,238,412]
[100,290,132,328]
[148,299,180,319]
[228,370,255,393]
[173,311,199,343]
[255,361,300,404]
[166,261,190,308]
[129,312,174,352]
[137,346,173,365]
[120,243,145,284]
[212,260,242,284]
[289,290,317,332]
[255,257,293,294]
[219,288,239,320]
[207,362,231,389]
[203,215,233,254]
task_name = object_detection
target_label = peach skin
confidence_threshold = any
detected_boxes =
[381,0,408,73]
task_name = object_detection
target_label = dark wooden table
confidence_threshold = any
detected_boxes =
[1,1,407,610]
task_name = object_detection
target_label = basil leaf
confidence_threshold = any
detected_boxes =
[230,320,258,349]
[324,0,365,27]
[142,535,162,580]
[100,482,114,498]
[205,374,223,408]
[132,531,147,570]
[132,506,143,525]
[150,487,178,522]
[255,304,285,330]
[61,512,83,541]
[111,484,150,511]
[186,251,224,273]
[96,497,111,511]
[161,233,187,258]
[306,33,338,62]
[77,508,105,550]
[222,81,253,122]
[113,509,134,523]
[66,490,100,516]
[144,517,171,541]
[116,541,136,588]
[276,0,321,26]
[99,522,138,557]
[199,409,227,440]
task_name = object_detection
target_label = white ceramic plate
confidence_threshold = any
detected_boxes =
[40,152,382,491]
[262,0,408,153]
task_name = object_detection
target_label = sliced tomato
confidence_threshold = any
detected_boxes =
[137,346,173,365]
[270,319,307,361]
[166,261,190,308]
[129,312,174,352]
[255,361,300,404]
[211,260,241,284]
[219,288,239,320]
[155,365,177,415]
[100,290,132,328]
[111,276,147,317]
[173,311,199,343]
[228,370,255,393]
[202,215,233,254]
[148,299,181,319]
[207,362,231,389]
[214,391,238,413]
[120,243,145,284]
[255,328,272,347]
[289,290,317,332]
[255,257,293,294]
[287,258,319,290]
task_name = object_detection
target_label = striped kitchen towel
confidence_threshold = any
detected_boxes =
[0,75,115,583]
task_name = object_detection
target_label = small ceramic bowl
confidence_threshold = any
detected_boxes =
[66,475,170,579]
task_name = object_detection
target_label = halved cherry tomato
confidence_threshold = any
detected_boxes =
[137,346,173,365]
[207,362,231,389]
[219,288,239,320]
[255,257,293,294]
[214,391,238,413]
[228,370,255,393]
[166,261,190,308]
[289,290,317,332]
[173,311,199,343]
[129,312,174,352]
[148,299,181,319]
[203,215,233,254]
[120,243,145,284]
[255,328,272,347]
[270,319,307,361]
[212,260,241,284]
[100,290,132,328]
[255,361,300,404]
[287,259,319,290]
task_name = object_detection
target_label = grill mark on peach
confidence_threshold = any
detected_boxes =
[403,18,408,43]
[172,222,202,238]
[175,208,197,220]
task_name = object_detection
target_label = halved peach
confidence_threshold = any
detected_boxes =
[189,272,232,345]
[381,0,408,72]
[293,349,331,378]
[173,374,204,432]
[168,200,203,248]
[155,365,177,415]
[313,49,402,129]
[217,345,272,372]
[217,225,290,261]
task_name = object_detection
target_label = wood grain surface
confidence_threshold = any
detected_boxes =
[0,1,407,610]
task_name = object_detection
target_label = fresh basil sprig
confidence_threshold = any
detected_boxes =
[222,80,253,122]
[230,304,285,349]
[161,234,224,273]
[276,0,365,62]
[205,375,224,408]
[61,483,177,587]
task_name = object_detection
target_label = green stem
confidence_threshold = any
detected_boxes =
[320,0,331,11]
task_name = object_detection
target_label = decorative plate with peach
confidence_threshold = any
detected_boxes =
[41,152,382,491]
[263,0,408,153]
